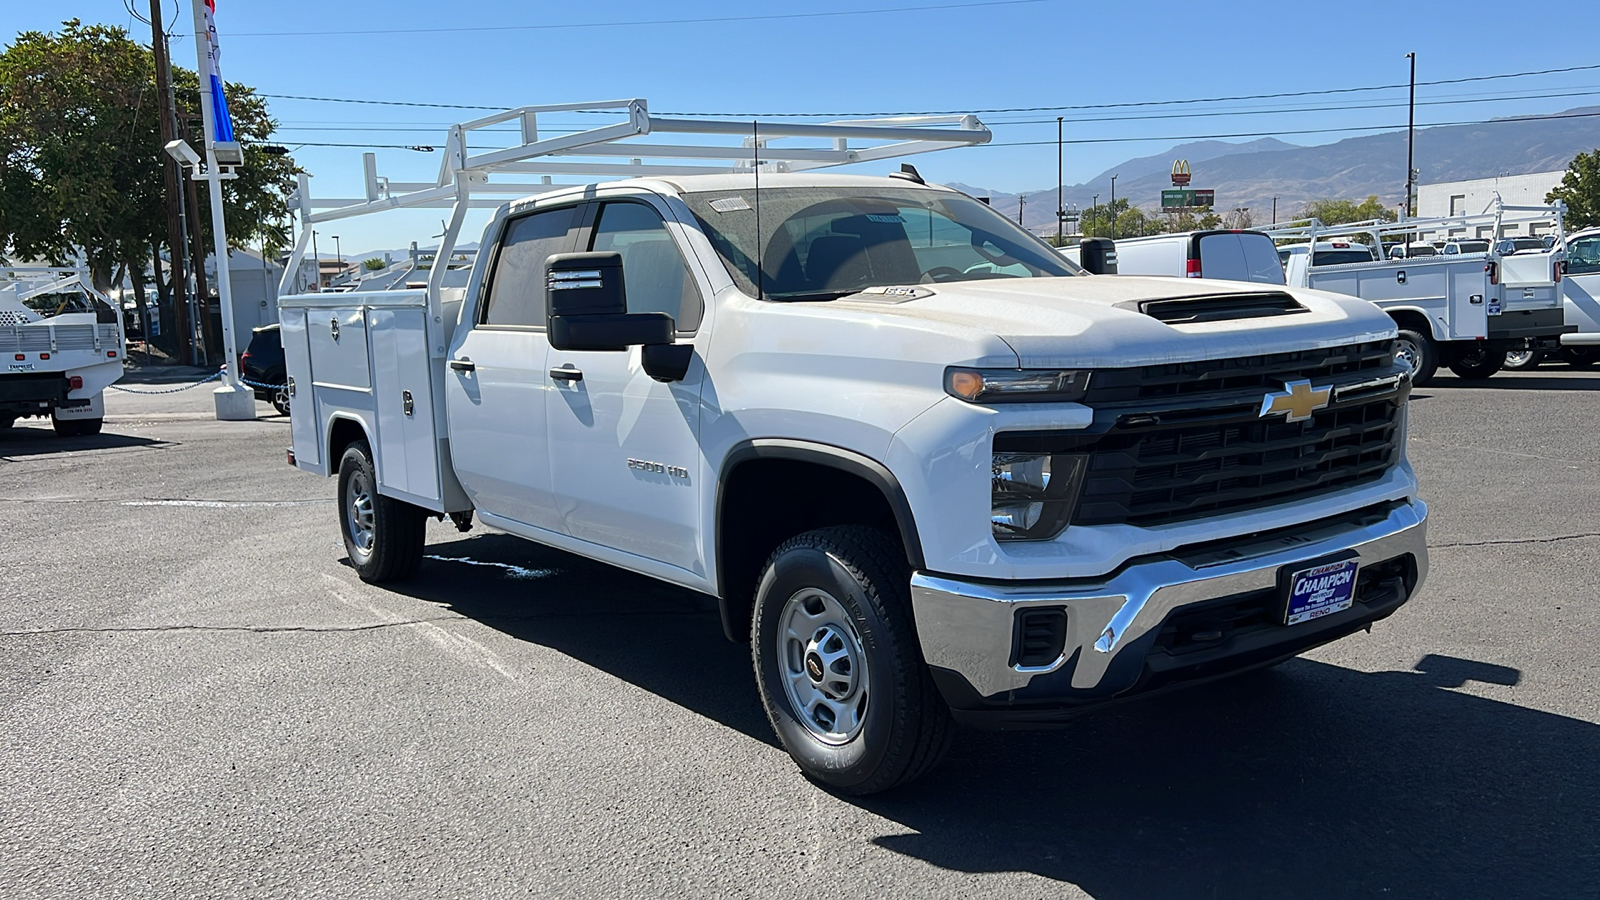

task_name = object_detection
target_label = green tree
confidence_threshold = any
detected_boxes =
[362,257,386,271]
[1167,206,1222,232]
[1297,195,1397,226]
[1547,149,1600,230]
[0,20,296,290]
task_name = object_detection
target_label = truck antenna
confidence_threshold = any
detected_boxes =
[753,119,764,301]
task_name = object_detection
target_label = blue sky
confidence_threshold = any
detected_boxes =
[10,0,1600,254]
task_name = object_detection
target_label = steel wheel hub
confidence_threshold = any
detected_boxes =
[346,471,375,553]
[1395,338,1421,373]
[778,587,869,744]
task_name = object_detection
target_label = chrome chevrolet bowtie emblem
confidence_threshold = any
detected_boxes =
[1260,379,1332,423]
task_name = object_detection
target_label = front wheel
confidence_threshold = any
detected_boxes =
[751,526,951,795]
[337,440,426,583]
[1448,346,1505,380]
[1394,328,1438,386]
[1562,346,1600,369]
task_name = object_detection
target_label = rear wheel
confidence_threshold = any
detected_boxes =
[1448,346,1505,380]
[1394,328,1438,385]
[271,388,290,416]
[51,414,103,437]
[751,526,951,795]
[1503,348,1544,370]
[0,415,14,431]
[337,440,426,583]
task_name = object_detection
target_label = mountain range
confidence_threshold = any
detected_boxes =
[954,107,1600,231]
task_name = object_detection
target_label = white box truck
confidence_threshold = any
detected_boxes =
[0,268,125,435]
[276,100,1428,794]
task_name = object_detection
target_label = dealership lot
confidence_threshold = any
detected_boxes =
[2,371,1596,899]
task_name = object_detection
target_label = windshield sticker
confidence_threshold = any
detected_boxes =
[865,214,905,224]
[709,197,752,213]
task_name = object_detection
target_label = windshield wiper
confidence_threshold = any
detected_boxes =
[766,289,864,302]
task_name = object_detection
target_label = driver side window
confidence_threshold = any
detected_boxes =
[1569,237,1600,276]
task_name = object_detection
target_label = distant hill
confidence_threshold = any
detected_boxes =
[958,108,1600,230]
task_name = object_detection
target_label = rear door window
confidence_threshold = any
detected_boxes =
[1196,233,1286,284]
[1568,236,1600,275]
[481,205,580,327]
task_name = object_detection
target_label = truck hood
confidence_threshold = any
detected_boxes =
[830,275,1396,367]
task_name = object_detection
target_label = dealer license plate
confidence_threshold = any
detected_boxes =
[1284,559,1359,625]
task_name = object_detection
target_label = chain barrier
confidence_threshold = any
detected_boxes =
[107,368,289,395]
[108,370,225,395]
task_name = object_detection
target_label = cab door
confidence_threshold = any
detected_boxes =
[544,198,708,574]
[445,203,579,533]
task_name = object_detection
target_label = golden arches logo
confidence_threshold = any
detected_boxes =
[1171,160,1191,186]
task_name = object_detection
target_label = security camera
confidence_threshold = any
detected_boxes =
[164,139,201,167]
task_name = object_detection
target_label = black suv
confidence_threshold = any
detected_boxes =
[241,324,289,415]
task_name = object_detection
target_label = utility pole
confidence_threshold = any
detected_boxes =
[1272,196,1278,225]
[182,116,217,363]
[1056,116,1064,245]
[1405,52,1417,218]
[148,0,192,365]
[1017,194,1026,227]
[311,230,321,291]
[1109,174,1118,239]
[1091,194,1098,237]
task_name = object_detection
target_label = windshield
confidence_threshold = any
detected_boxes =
[681,186,1080,300]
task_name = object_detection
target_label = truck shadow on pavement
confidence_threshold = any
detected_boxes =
[386,532,777,746]
[388,537,1597,898]
[860,655,1598,899]
[0,427,164,457]
[1437,374,1600,391]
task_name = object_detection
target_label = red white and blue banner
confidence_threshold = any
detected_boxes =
[201,0,235,143]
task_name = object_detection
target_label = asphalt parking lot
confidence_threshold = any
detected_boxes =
[2,367,1597,899]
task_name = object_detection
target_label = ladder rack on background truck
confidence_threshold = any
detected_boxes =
[1253,199,1569,256]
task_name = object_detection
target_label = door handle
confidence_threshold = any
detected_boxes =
[549,366,583,383]
[449,358,475,372]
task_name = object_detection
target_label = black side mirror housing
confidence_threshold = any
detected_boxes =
[546,251,674,352]
[1078,237,1118,275]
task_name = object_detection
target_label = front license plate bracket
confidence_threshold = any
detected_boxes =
[1279,551,1360,626]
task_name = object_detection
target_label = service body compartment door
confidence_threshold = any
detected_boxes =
[1447,268,1491,340]
[308,307,370,390]
[369,306,443,509]
[279,308,320,470]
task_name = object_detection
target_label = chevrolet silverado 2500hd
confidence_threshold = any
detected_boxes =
[276,102,1428,794]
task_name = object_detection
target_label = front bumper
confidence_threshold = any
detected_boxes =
[910,498,1427,728]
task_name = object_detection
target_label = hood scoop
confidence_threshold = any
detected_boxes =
[1117,291,1308,325]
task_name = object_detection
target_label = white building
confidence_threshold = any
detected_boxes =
[1417,171,1566,239]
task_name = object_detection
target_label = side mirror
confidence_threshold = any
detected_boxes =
[1078,237,1118,275]
[546,251,674,352]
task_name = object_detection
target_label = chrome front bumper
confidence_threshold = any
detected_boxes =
[910,499,1428,705]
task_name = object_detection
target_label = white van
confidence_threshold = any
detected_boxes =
[1067,229,1286,284]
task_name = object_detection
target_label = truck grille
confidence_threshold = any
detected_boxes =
[1074,396,1401,527]
[1081,339,1395,405]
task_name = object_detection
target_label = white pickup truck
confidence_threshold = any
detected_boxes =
[1261,207,1570,384]
[0,268,125,435]
[277,102,1428,794]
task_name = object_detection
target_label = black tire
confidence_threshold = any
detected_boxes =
[51,414,103,437]
[1502,348,1545,370]
[0,415,14,431]
[1448,346,1505,380]
[337,440,426,583]
[1561,346,1600,369]
[1394,328,1438,386]
[751,525,951,795]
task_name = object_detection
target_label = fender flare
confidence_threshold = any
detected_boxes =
[715,438,926,620]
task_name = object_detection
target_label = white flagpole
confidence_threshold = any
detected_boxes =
[190,0,254,420]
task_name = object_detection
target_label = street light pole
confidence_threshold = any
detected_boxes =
[1091,194,1099,237]
[1405,52,1417,218]
[311,230,320,291]
[1056,116,1064,245]
[1109,174,1118,239]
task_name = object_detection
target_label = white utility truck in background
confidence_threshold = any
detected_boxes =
[0,268,125,435]
[1258,204,1570,384]
[1547,225,1600,368]
[277,100,1428,794]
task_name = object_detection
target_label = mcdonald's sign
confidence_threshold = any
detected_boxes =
[1171,159,1192,186]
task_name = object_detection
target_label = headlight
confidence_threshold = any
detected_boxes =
[947,367,1090,403]
[992,451,1087,541]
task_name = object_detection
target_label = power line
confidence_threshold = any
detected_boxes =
[231,0,1053,37]
[982,110,1600,148]
[260,110,1600,156]
[259,61,1600,121]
